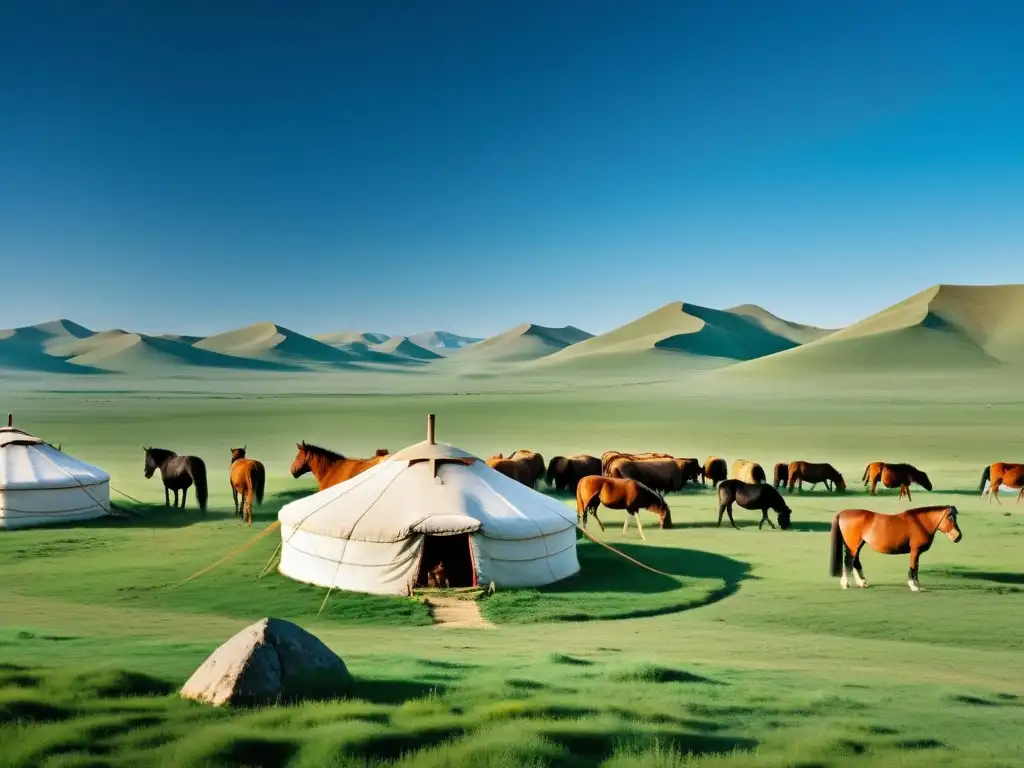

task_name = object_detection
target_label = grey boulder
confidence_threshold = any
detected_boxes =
[180,617,350,706]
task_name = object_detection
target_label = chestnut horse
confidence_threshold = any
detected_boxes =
[703,456,728,487]
[731,459,766,484]
[575,475,671,540]
[716,479,792,530]
[601,450,674,475]
[143,447,208,511]
[546,454,601,493]
[487,455,534,486]
[229,447,265,526]
[788,461,846,493]
[979,462,1024,504]
[290,442,390,491]
[507,449,545,488]
[829,505,962,592]
[862,462,932,500]
[675,457,703,485]
[773,462,789,489]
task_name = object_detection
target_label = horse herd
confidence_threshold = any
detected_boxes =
[140,444,1022,592]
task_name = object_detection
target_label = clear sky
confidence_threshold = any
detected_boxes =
[2,1,1022,338]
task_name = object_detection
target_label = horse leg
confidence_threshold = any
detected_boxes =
[232,487,239,517]
[869,475,878,496]
[902,484,912,502]
[1016,487,1023,505]
[852,541,869,588]
[164,486,170,507]
[590,508,605,531]
[172,489,179,507]
[760,508,776,530]
[840,545,854,590]
[622,512,631,535]
[181,487,188,509]
[727,503,739,530]
[908,548,922,592]
[716,502,727,527]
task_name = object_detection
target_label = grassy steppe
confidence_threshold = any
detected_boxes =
[1,379,1023,767]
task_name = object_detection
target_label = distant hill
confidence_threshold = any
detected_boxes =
[65,332,294,372]
[315,331,391,348]
[532,302,819,371]
[194,322,355,366]
[718,284,1024,377]
[450,324,592,364]
[408,331,483,354]
[154,333,204,345]
[0,319,100,374]
[373,336,442,360]
[725,304,835,345]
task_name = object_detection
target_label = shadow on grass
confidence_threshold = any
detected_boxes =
[349,677,447,705]
[943,569,1024,585]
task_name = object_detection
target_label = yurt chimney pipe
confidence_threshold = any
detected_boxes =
[427,413,435,445]
[7,413,11,427]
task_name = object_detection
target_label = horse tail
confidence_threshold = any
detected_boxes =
[861,464,870,485]
[829,513,844,577]
[252,462,265,506]
[188,457,209,512]
[979,465,991,494]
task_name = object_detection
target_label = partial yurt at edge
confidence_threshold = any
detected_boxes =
[0,419,111,530]
[277,415,580,595]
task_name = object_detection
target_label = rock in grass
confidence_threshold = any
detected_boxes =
[180,617,350,707]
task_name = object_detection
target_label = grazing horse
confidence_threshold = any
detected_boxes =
[773,462,789,489]
[507,449,545,488]
[607,457,683,493]
[575,475,671,540]
[229,447,265,526]
[979,462,1024,504]
[716,479,792,530]
[546,454,601,493]
[143,447,208,511]
[731,459,766,484]
[601,450,674,475]
[703,456,728,487]
[829,506,962,592]
[290,442,390,491]
[675,457,703,485]
[788,461,846,493]
[487,455,534,486]
[863,462,932,501]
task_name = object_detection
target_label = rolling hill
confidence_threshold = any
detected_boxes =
[448,324,593,365]
[315,331,391,348]
[0,319,100,374]
[530,302,825,371]
[194,322,355,366]
[373,336,442,360]
[717,284,1024,377]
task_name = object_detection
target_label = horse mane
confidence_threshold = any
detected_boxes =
[147,447,177,461]
[298,442,346,461]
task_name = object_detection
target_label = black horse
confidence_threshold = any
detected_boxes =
[143,447,208,511]
[716,479,791,530]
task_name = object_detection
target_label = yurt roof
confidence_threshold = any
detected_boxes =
[278,418,576,544]
[0,426,110,490]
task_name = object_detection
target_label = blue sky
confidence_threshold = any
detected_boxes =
[2,1,1022,338]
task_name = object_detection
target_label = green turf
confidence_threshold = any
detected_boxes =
[1,378,1023,766]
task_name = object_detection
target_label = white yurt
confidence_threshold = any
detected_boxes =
[0,419,111,530]
[277,415,580,595]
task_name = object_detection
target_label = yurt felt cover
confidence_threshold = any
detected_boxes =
[0,427,111,529]
[278,441,580,595]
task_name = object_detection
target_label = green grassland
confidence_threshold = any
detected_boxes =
[1,374,1023,768]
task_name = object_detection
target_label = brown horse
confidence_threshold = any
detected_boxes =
[576,475,671,539]
[290,442,390,491]
[229,447,265,526]
[829,505,962,592]
[773,462,789,489]
[703,456,728,487]
[601,450,674,475]
[487,455,534,486]
[143,447,208,511]
[979,462,1024,504]
[731,459,766,484]
[545,454,601,492]
[507,449,545,488]
[788,461,846,493]
[863,462,932,500]
[607,457,682,493]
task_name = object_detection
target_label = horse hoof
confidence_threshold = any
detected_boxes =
[859,582,869,588]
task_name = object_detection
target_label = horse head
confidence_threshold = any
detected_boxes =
[653,489,672,529]
[916,469,933,491]
[230,446,247,462]
[291,443,311,478]
[776,499,793,530]
[834,472,847,492]
[142,446,156,478]
[939,506,963,543]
